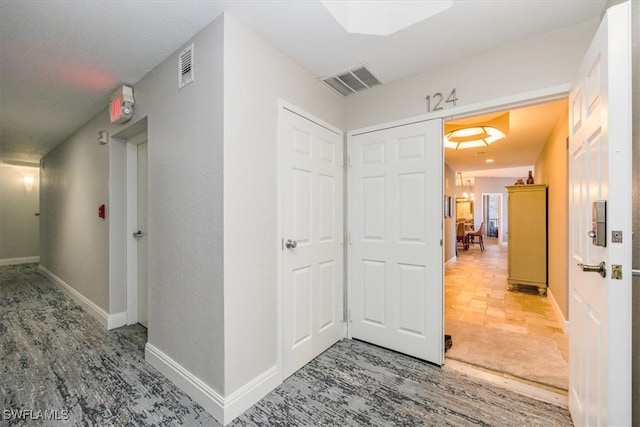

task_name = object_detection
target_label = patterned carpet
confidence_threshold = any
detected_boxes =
[0,264,573,426]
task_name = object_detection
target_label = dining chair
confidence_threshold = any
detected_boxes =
[456,221,468,255]
[466,222,485,251]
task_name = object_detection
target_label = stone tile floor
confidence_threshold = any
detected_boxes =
[445,238,569,363]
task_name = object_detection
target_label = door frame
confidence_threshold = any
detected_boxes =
[125,131,148,325]
[276,99,346,383]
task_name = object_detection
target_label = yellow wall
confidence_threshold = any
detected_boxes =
[535,103,569,322]
[444,164,457,263]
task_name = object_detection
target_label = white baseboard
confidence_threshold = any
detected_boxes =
[445,256,457,267]
[145,343,280,425]
[547,288,569,335]
[0,256,40,266]
[223,363,280,423]
[39,265,126,330]
[107,311,127,330]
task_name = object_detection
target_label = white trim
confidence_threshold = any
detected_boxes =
[278,99,343,135]
[445,256,457,267]
[276,101,285,383]
[145,343,279,426]
[444,359,568,408]
[145,343,224,422]
[126,142,139,325]
[348,84,570,137]
[39,265,126,330]
[0,256,39,266]
[547,289,569,335]
[223,365,280,423]
[107,311,128,330]
[125,131,148,326]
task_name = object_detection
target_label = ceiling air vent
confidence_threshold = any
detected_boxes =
[178,43,194,89]
[321,64,382,97]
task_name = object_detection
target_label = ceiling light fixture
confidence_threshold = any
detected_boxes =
[456,172,475,200]
[445,126,505,150]
[444,112,509,150]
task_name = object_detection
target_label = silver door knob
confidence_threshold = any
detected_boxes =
[578,261,606,278]
[285,239,297,249]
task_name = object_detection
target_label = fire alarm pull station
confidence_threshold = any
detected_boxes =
[98,204,106,219]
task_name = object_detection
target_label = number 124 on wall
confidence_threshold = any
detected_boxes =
[426,89,457,112]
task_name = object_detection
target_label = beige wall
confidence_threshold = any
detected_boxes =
[534,104,569,322]
[444,164,456,263]
[40,110,111,312]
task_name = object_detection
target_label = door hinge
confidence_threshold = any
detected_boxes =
[440,239,443,247]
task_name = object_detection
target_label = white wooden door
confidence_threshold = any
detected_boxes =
[349,119,444,365]
[281,107,344,378]
[568,3,631,425]
[136,142,149,328]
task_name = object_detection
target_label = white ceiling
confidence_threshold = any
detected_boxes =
[0,0,606,166]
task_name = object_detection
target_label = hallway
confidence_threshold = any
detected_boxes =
[445,238,569,390]
[1,263,573,426]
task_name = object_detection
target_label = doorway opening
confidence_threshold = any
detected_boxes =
[444,98,569,395]
[481,193,502,242]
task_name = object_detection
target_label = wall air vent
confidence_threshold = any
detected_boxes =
[321,64,382,97]
[178,43,194,89]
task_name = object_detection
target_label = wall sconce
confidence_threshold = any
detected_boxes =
[23,175,34,192]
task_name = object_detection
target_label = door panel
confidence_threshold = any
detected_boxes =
[282,107,344,379]
[568,3,631,425]
[350,119,444,365]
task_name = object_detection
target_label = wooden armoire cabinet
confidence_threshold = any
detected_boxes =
[506,184,548,295]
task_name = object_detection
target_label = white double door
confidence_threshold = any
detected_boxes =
[281,107,445,378]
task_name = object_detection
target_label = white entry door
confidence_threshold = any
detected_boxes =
[281,106,344,379]
[136,142,149,328]
[568,2,631,425]
[349,119,444,365]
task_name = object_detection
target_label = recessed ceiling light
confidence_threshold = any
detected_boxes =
[486,159,494,163]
